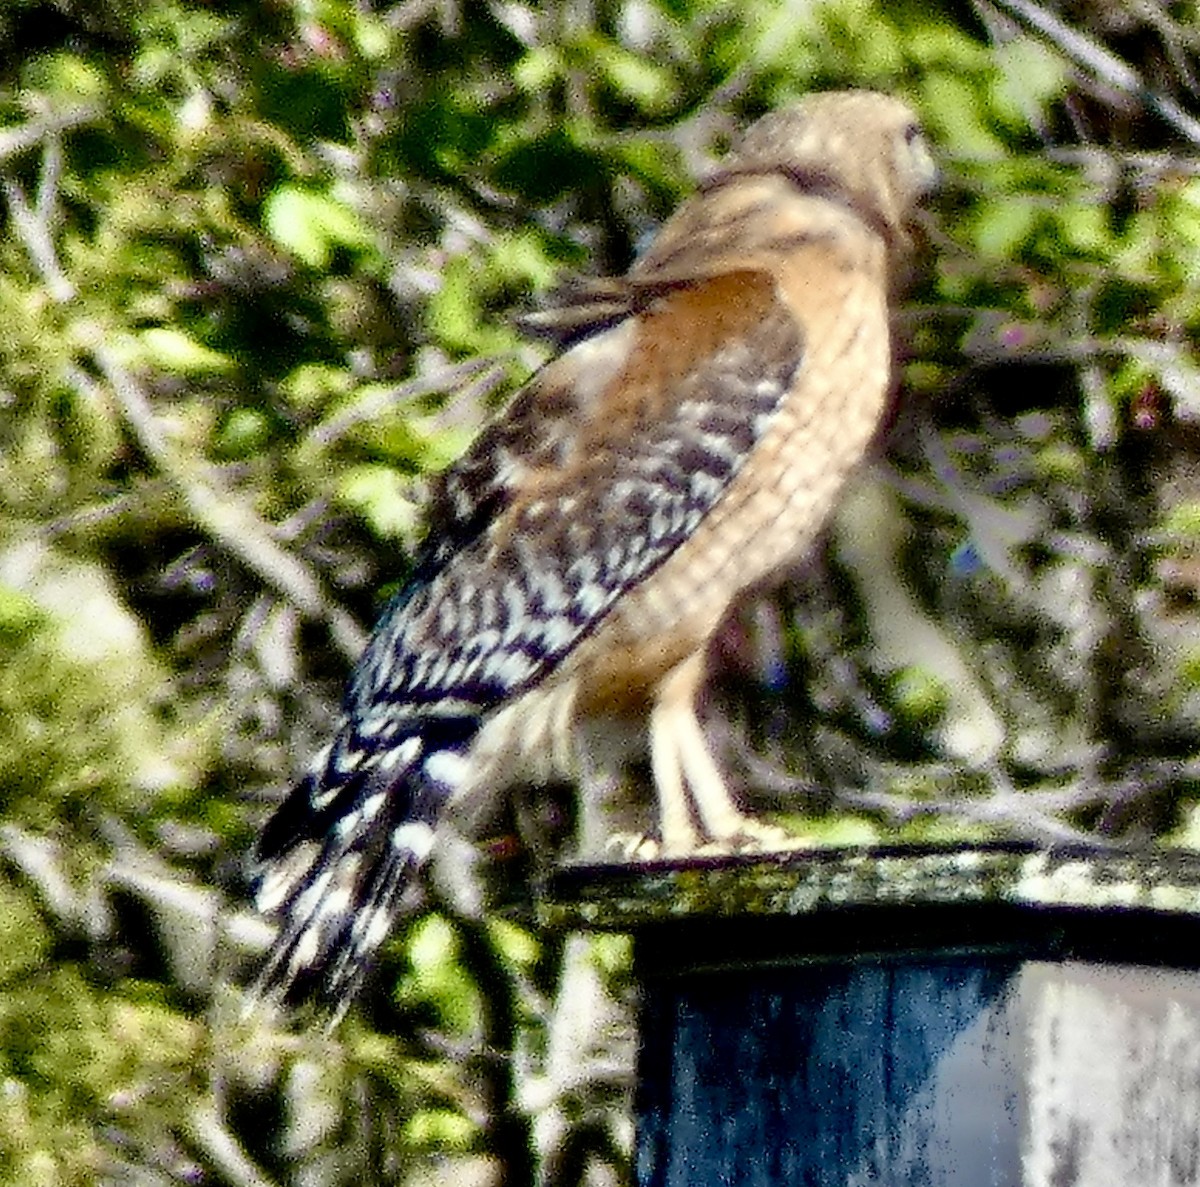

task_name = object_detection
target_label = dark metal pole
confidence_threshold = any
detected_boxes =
[540,844,1200,1187]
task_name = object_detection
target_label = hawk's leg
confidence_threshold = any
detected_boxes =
[648,656,702,854]
[650,652,799,855]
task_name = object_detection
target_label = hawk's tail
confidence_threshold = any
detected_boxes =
[252,717,478,1013]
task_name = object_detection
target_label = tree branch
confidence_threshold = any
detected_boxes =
[986,0,1200,145]
[3,158,367,661]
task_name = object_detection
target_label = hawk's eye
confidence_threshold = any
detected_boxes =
[899,121,938,193]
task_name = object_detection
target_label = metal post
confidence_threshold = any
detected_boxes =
[541,843,1200,1186]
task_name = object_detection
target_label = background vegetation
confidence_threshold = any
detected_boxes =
[3,0,1200,1182]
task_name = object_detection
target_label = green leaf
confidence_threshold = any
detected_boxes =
[0,879,50,982]
[136,328,233,374]
[1055,203,1110,255]
[904,21,991,72]
[1035,443,1087,482]
[0,587,45,641]
[513,47,562,92]
[263,184,375,269]
[972,200,1039,259]
[919,71,1006,157]
[888,665,950,728]
[402,1108,477,1151]
[278,363,356,409]
[491,230,561,290]
[1160,501,1200,542]
[587,933,633,978]
[486,919,539,968]
[587,37,678,111]
[22,51,107,102]
[337,465,421,541]
[215,408,271,459]
[351,11,394,60]
[396,916,480,1036]
[990,37,1068,125]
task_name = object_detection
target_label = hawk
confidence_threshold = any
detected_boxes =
[254,90,937,1007]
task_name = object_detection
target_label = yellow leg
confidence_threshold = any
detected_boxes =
[651,650,801,854]
[649,656,703,854]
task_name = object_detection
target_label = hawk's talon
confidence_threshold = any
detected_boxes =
[698,818,808,855]
[606,818,806,863]
[605,832,662,861]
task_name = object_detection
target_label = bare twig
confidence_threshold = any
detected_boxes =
[0,103,100,164]
[186,1105,280,1187]
[724,712,1124,846]
[1042,144,1200,173]
[90,347,366,657]
[987,0,1200,145]
[2,173,75,302]
[841,785,1101,845]
[305,355,507,448]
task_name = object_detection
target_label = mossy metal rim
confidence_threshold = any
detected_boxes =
[536,841,1200,931]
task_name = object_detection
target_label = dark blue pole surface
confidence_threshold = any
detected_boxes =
[638,957,1022,1187]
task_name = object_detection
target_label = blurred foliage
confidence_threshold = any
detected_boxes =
[4,0,1200,1182]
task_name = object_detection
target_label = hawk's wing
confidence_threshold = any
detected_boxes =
[348,267,804,734]
[422,173,824,565]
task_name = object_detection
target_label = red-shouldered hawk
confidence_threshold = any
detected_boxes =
[254,91,937,1007]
